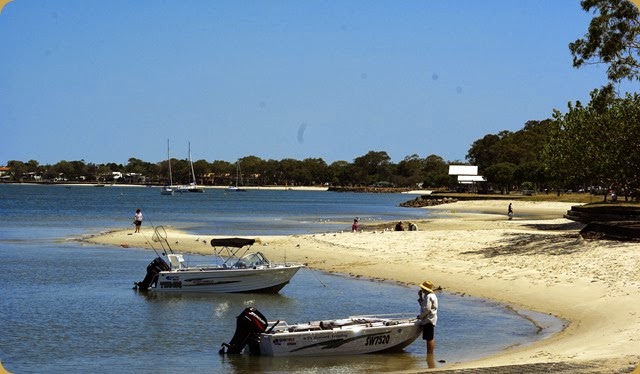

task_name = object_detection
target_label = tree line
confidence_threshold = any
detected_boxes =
[5,1,640,200]
[3,152,454,189]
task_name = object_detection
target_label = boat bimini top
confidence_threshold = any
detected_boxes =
[210,238,269,269]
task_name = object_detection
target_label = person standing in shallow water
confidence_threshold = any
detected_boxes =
[418,280,438,361]
[133,209,143,233]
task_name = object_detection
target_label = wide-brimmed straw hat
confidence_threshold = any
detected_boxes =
[419,280,435,293]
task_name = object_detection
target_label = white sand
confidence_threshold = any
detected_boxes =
[82,200,640,371]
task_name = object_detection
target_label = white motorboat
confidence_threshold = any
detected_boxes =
[134,236,304,293]
[220,307,422,356]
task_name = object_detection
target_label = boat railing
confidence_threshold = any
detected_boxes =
[348,312,418,323]
[349,312,416,319]
[267,320,324,333]
[266,313,417,333]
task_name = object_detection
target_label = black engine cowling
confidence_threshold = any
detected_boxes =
[134,257,170,290]
[219,307,268,354]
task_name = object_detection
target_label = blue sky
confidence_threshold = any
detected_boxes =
[1,1,637,166]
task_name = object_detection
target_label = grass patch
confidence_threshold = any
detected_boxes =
[433,192,639,205]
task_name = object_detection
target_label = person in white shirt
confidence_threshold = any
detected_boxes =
[133,209,143,233]
[418,280,438,355]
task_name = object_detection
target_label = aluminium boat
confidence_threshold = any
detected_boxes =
[220,307,422,356]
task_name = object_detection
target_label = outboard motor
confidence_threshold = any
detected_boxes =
[133,257,170,290]
[220,307,268,354]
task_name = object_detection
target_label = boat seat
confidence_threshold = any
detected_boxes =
[167,254,185,270]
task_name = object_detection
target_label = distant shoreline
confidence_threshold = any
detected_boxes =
[2,182,438,194]
[0,181,331,191]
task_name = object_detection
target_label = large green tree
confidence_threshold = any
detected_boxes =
[484,162,517,194]
[125,158,158,180]
[466,133,503,172]
[466,121,553,191]
[208,160,234,185]
[6,160,27,181]
[570,0,640,83]
[395,154,424,187]
[353,151,393,185]
[329,160,358,186]
[422,155,450,188]
[543,90,640,200]
[299,158,330,186]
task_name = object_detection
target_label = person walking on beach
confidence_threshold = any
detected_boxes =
[133,209,143,233]
[418,280,438,357]
[508,203,513,220]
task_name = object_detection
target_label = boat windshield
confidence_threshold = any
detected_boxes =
[237,252,269,268]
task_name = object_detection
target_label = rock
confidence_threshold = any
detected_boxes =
[399,196,458,208]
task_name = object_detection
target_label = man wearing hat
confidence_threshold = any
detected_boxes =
[418,280,438,354]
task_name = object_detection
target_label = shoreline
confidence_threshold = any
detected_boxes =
[0,182,331,191]
[81,200,640,372]
[2,182,432,194]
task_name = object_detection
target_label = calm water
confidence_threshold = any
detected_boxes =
[0,184,563,373]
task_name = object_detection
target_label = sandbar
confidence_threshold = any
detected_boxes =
[82,200,640,372]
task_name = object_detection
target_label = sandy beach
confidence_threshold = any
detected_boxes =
[83,200,640,372]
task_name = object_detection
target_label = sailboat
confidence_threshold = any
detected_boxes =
[226,160,247,192]
[160,139,174,195]
[176,142,204,193]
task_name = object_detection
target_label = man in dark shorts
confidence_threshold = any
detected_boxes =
[418,280,438,355]
[133,209,143,233]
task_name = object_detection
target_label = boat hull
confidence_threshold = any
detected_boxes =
[174,185,204,193]
[151,265,303,293]
[254,319,421,356]
[160,187,174,195]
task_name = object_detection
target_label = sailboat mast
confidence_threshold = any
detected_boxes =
[189,141,196,185]
[236,160,240,187]
[167,139,173,185]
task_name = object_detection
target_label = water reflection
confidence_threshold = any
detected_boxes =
[427,353,436,369]
[221,351,424,373]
